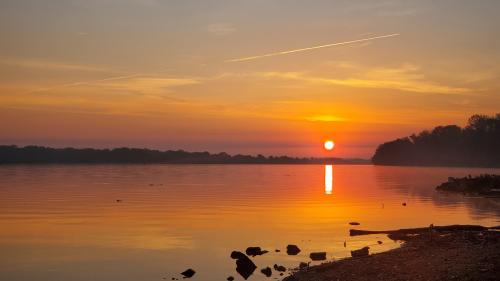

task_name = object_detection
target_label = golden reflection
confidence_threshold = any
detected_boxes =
[325,165,333,194]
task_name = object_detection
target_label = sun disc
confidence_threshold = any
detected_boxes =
[324,140,335,151]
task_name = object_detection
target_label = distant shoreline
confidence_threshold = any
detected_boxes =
[4,144,500,167]
[373,163,500,169]
[0,162,371,166]
[0,145,369,165]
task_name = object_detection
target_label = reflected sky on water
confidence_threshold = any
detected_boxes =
[0,164,499,281]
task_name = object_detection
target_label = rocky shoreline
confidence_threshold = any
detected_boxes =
[284,225,500,281]
[436,174,500,197]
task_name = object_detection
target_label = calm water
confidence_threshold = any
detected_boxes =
[0,165,499,281]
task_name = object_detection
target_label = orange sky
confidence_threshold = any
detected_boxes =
[1,0,499,158]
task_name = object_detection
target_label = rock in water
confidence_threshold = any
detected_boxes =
[226,276,234,281]
[299,262,309,269]
[246,247,268,256]
[273,264,286,272]
[231,253,257,280]
[349,222,360,225]
[309,252,327,261]
[351,246,370,258]
[260,267,272,277]
[180,269,196,278]
[377,240,383,245]
[286,244,301,255]
[230,251,247,260]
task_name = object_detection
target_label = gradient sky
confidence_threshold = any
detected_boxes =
[1,0,499,158]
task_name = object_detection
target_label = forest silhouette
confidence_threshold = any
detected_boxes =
[0,145,366,165]
[372,114,500,167]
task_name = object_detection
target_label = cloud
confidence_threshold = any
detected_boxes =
[0,57,108,72]
[206,23,236,36]
[0,75,202,117]
[19,72,200,98]
[93,77,200,96]
[222,63,470,94]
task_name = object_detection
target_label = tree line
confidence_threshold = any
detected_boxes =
[372,114,500,167]
[0,145,367,165]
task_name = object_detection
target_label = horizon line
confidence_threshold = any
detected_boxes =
[0,144,369,160]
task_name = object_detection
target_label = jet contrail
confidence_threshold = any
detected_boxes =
[23,73,145,94]
[225,33,400,63]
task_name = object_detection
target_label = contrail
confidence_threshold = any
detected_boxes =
[225,33,400,63]
[23,73,145,94]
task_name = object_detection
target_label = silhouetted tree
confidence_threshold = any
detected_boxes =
[372,114,500,167]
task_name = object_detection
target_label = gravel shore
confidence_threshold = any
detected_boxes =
[284,228,500,281]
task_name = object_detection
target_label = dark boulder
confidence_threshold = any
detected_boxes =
[349,222,360,225]
[299,262,309,269]
[351,246,370,258]
[230,251,247,260]
[260,267,272,277]
[309,252,327,261]
[246,247,268,257]
[273,264,286,272]
[227,277,234,281]
[231,252,257,280]
[180,269,196,278]
[286,244,301,255]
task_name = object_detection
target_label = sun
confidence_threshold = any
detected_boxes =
[324,140,335,151]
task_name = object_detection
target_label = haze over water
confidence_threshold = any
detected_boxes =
[0,164,499,281]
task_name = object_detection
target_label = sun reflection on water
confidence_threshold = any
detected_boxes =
[325,165,333,194]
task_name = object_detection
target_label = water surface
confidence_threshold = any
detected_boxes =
[0,165,499,281]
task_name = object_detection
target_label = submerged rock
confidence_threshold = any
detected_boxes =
[274,264,287,272]
[261,267,272,277]
[180,269,196,278]
[309,252,327,261]
[299,262,309,269]
[402,202,407,206]
[286,244,301,255]
[377,240,383,245]
[351,246,370,258]
[246,247,268,257]
[349,222,360,225]
[226,276,234,281]
[230,251,257,280]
